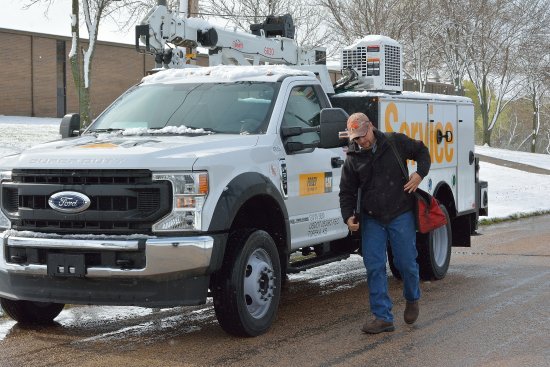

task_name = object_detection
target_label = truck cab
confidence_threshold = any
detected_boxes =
[0,65,352,336]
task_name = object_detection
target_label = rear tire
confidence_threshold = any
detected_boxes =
[211,229,281,337]
[417,204,452,280]
[0,298,64,325]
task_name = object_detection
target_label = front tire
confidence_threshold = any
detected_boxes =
[417,204,452,280]
[211,229,282,337]
[0,298,64,325]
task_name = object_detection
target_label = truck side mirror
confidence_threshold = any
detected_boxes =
[59,113,81,139]
[318,108,348,149]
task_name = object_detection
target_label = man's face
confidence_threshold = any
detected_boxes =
[354,122,375,150]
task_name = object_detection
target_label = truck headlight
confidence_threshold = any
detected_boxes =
[152,172,208,232]
[0,170,12,230]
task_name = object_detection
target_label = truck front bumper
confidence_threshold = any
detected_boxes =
[0,233,225,307]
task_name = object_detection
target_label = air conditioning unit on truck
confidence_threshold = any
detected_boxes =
[0,1,488,336]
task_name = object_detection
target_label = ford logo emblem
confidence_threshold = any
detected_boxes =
[48,191,91,213]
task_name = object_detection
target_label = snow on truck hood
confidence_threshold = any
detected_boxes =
[8,133,260,170]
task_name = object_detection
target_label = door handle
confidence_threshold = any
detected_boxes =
[331,157,345,168]
[436,130,453,144]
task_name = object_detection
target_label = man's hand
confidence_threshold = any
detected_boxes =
[347,216,360,232]
[404,172,423,193]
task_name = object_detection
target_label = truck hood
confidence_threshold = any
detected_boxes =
[3,133,260,170]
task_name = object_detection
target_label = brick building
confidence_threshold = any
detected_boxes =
[0,28,161,118]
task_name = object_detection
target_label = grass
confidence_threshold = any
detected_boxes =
[479,210,550,226]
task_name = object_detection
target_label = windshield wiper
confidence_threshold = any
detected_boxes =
[184,126,217,133]
[89,128,125,133]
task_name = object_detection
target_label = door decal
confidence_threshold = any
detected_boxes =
[299,172,333,196]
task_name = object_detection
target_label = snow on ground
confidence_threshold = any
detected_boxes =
[476,145,550,171]
[0,116,60,155]
[0,115,549,221]
[480,162,550,219]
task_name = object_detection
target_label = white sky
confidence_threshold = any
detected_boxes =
[0,0,136,44]
[0,115,549,222]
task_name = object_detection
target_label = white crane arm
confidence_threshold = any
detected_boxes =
[136,2,325,68]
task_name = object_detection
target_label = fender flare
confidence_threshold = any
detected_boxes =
[208,172,290,245]
[433,181,455,216]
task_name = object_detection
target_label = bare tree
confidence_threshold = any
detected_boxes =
[319,0,408,44]
[431,0,472,94]
[506,112,520,148]
[464,0,549,146]
[517,8,550,152]
[112,0,182,30]
[398,0,447,90]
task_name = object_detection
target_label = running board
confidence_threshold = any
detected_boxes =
[287,253,350,274]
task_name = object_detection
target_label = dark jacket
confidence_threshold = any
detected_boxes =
[339,130,431,224]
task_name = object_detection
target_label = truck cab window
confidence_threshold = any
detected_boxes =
[282,85,322,151]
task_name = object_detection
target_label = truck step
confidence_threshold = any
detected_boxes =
[287,253,350,274]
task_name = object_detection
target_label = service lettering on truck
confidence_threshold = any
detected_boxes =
[384,102,455,165]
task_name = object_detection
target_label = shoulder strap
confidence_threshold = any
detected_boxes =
[386,134,408,178]
[387,134,432,205]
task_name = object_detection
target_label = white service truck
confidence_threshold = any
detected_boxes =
[0,1,487,336]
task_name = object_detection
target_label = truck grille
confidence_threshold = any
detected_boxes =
[1,169,171,234]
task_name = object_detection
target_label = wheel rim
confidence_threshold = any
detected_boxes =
[243,248,275,319]
[432,223,449,268]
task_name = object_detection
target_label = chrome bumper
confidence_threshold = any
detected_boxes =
[1,235,214,278]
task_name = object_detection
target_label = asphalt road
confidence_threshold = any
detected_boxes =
[0,215,549,367]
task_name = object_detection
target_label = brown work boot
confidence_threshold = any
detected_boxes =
[404,301,419,324]
[361,317,395,334]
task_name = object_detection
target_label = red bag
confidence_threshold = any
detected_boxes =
[386,135,447,233]
[414,189,447,233]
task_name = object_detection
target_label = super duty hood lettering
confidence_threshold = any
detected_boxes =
[28,157,126,165]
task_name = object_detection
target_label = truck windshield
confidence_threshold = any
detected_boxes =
[89,82,277,135]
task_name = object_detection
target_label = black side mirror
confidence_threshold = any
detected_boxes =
[318,108,348,149]
[285,141,319,153]
[59,113,81,139]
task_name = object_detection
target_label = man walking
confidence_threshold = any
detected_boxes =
[339,112,431,334]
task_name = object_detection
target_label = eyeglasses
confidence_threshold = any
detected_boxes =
[353,124,371,142]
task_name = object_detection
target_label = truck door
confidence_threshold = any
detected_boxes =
[456,104,476,212]
[279,83,348,250]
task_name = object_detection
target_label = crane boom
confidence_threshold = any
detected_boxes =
[135,2,326,68]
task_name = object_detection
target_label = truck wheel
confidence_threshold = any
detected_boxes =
[0,298,64,324]
[417,204,452,280]
[211,229,281,337]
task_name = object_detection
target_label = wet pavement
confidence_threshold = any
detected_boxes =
[0,215,549,367]
[477,154,550,175]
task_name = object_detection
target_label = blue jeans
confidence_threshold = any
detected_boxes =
[361,210,420,322]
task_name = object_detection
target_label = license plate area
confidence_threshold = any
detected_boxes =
[47,253,86,277]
